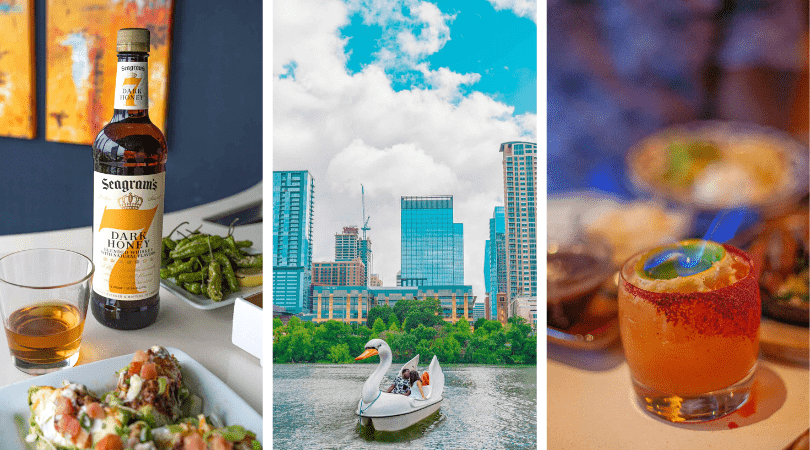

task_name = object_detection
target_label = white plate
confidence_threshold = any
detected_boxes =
[0,347,263,448]
[161,247,262,310]
[161,278,262,310]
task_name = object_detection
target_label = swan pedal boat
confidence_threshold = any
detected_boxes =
[355,339,445,432]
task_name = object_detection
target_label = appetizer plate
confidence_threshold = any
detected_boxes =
[0,347,262,448]
[626,121,809,212]
[161,246,263,310]
[161,278,262,310]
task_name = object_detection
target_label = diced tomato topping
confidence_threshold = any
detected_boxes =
[140,362,158,380]
[86,402,106,420]
[132,349,150,363]
[60,415,81,438]
[128,361,143,376]
[75,429,92,448]
[95,434,123,450]
[54,416,65,433]
[210,435,234,450]
[183,434,206,450]
[55,396,75,416]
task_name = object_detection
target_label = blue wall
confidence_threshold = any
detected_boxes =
[0,1,262,235]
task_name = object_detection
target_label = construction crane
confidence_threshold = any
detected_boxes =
[361,184,371,240]
[361,184,373,283]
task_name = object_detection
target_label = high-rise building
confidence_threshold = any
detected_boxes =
[358,238,372,282]
[484,239,491,293]
[273,170,315,314]
[335,226,359,260]
[335,226,372,285]
[396,270,401,287]
[484,206,507,319]
[312,259,366,286]
[500,142,537,304]
[369,273,382,287]
[400,195,464,286]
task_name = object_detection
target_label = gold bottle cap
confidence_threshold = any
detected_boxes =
[117,28,150,53]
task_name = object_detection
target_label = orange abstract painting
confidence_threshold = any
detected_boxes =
[0,0,36,139]
[46,0,174,144]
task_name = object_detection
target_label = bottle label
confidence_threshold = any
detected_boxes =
[113,61,148,110]
[93,172,165,301]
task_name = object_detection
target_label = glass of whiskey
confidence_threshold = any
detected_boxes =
[0,249,94,375]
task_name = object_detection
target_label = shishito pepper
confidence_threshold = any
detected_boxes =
[170,236,223,259]
[167,257,200,277]
[233,253,263,269]
[207,260,223,301]
[178,271,204,283]
[214,252,240,292]
[183,282,203,295]
[223,235,240,252]
[162,237,177,252]
[221,245,242,260]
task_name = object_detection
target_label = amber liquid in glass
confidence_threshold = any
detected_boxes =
[618,243,760,421]
[4,303,85,364]
[91,50,167,330]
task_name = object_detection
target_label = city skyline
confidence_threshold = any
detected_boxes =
[274,0,537,301]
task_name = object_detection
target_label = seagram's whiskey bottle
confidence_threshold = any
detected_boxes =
[91,28,167,330]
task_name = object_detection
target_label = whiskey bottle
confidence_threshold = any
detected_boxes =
[91,28,167,330]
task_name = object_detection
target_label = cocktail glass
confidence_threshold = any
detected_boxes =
[618,239,760,422]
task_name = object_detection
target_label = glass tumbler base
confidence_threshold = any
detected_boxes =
[631,363,757,422]
[12,348,81,375]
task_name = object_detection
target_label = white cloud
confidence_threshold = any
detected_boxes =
[395,2,453,60]
[487,0,537,23]
[419,66,481,102]
[274,0,536,302]
[327,140,459,196]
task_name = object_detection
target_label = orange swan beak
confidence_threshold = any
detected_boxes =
[355,348,378,361]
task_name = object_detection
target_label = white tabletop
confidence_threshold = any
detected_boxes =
[0,183,263,415]
[548,340,808,449]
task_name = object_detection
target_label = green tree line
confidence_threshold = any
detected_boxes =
[273,298,536,365]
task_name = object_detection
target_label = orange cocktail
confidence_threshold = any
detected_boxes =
[618,239,760,422]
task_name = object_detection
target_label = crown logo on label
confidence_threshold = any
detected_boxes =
[118,192,143,210]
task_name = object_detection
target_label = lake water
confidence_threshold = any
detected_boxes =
[273,364,537,449]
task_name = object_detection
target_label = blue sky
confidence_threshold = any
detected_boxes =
[341,0,537,115]
[275,0,537,300]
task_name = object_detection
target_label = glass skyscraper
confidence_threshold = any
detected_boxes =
[273,170,314,313]
[500,142,537,301]
[400,195,464,286]
[484,240,491,294]
[484,206,507,319]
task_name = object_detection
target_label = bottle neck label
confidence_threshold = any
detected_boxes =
[113,61,148,110]
[93,172,165,301]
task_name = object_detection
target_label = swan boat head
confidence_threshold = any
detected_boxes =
[355,339,392,404]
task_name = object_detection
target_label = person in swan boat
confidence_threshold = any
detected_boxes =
[386,368,412,396]
[409,370,426,399]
